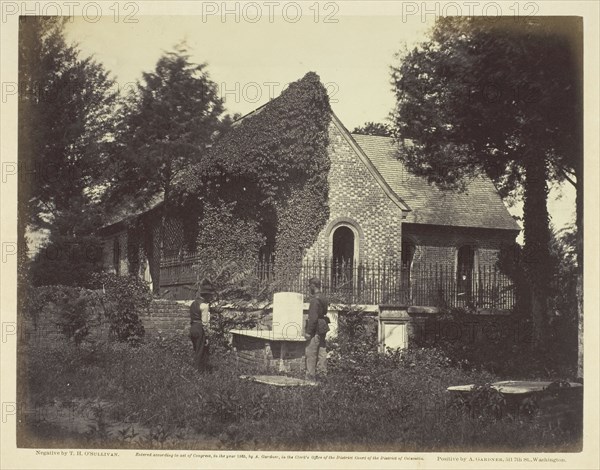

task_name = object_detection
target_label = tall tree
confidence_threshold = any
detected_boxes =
[548,224,579,370]
[391,17,582,355]
[19,17,117,227]
[19,16,118,286]
[107,44,224,290]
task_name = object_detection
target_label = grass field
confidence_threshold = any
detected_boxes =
[17,335,582,452]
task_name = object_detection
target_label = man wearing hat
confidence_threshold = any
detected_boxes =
[189,279,215,371]
[304,277,330,381]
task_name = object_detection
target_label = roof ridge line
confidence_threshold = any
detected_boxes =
[351,133,395,140]
[232,99,274,125]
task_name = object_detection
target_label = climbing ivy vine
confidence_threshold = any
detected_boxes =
[175,72,332,278]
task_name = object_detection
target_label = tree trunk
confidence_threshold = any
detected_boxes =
[155,181,171,295]
[522,155,551,349]
[156,203,167,295]
[576,270,583,379]
[575,165,583,379]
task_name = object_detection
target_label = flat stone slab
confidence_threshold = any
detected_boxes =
[379,310,410,320]
[448,380,582,395]
[230,329,306,342]
[240,375,319,387]
[407,306,440,315]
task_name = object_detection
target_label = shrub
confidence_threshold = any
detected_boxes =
[410,307,577,378]
[327,306,378,369]
[90,273,151,344]
[450,383,508,420]
[54,294,91,345]
[25,285,104,344]
[191,259,264,303]
[337,306,378,349]
[207,306,267,354]
[29,234,104,288]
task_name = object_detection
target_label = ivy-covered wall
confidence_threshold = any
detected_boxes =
[194,200,266,271]
[175,72,332,277]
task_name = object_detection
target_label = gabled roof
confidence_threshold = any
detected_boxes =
[331,113,411,215]
[99,192,163,231]
[351,134,521,232]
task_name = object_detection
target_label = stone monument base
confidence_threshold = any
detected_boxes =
[231,329,307,373]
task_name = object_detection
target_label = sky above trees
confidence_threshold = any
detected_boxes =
[63,14,577,233]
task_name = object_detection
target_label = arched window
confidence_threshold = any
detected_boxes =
[332,226,355,290]
[332,226,354,264]
[456,245,476,301]
[326,219,362,296]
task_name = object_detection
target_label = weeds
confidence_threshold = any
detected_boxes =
[138,425,172,448]
[84,404,110,443]
[116,425,138,444]
[19,334,582,452]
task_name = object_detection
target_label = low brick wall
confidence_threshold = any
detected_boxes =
[21,302,109,347]
[141,300,190,336]
[21,298,270,345]
[21,299,189,345]
[21,318,76,346]
[25,298,515,352]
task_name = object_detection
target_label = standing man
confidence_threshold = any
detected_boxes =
[190,279,214,372]
[304,277,330,381]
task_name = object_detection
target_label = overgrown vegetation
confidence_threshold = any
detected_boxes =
[104,43,226,292]
[89,273,151,344]
[23,277,152,346]
[175,72,332,278]
[411,308,577,379]
[205,307,267,355]
[327,306,378,362]
[18,301,582,451]
[493,225,580,376]
[18,333,581,451]
[29,234,104,288]
[23,285,104,345]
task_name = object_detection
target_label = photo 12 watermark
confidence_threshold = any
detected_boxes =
[2,78,339,105]
[1,1,140,23]
[2,242,17,263]
[218,80,339,105]
[400,1,540,22]
[199,1,339,24]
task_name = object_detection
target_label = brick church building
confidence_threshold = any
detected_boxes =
[99,91,520,309]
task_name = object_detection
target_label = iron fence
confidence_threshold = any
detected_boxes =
[160,255,515,309]
[255,258,515,309]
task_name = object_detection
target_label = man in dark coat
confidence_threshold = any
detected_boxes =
[189,279,215,372]
[304,277,329,381]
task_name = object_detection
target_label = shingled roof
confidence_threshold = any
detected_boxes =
[99,192,163,231]
[351,134,521,231]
